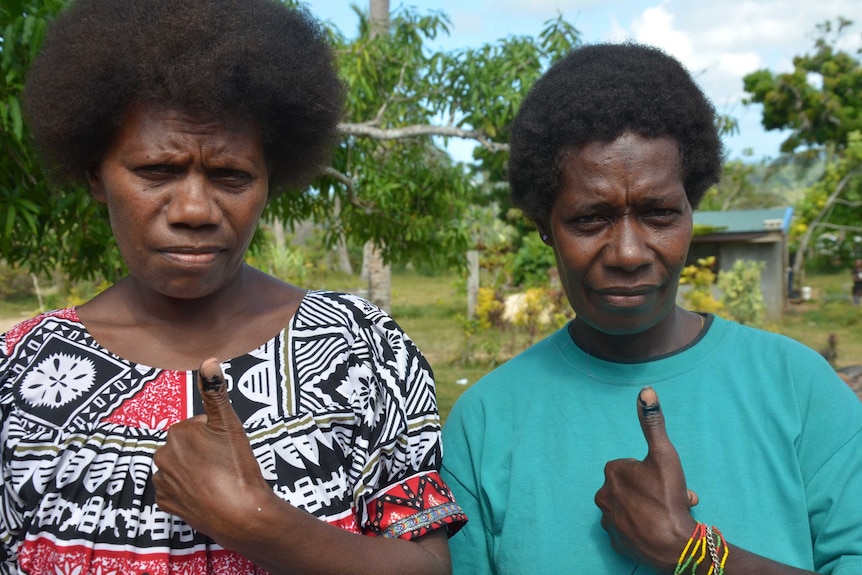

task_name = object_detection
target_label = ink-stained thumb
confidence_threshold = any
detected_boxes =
[637,386,670,453]
[198,357,239,431]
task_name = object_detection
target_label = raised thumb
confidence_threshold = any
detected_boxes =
[198,357,240,432]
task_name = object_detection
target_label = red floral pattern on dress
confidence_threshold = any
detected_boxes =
[19,539,267,575]
[103,370,189,430]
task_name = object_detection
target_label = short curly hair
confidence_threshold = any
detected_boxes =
[23,0,345,195]
[509,42,723,224]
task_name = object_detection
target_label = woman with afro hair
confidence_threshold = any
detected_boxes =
[0,1,465,573]
[442,42,862,574]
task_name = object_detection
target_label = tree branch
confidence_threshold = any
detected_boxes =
[807,222,862,233]
[338,122,509,153]
[792,165,862,282]
[322,167,378,215]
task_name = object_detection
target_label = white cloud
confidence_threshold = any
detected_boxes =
[629,4,695,66]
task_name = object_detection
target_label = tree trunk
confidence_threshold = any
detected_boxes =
[369,0,389,39]
[333,196,353,275]
[363,241,391,312]
[791,167,861,290]
[361,0,392,311]
[271,217,286,249]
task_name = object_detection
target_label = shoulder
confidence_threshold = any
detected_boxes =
[1,308,83,403]
[291,291,426,373]
[2,308,80,356]
[294,290,397,331]
[711,316,828,366]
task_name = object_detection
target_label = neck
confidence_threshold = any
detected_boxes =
[569,307,703,361]
[109,264,260,328]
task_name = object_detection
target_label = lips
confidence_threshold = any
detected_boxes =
[594,286,657,308]
[157,246,223,265]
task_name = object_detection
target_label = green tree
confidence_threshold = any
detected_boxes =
[1,0,124,281]
[743,17,862,153]
[743,18,862,282]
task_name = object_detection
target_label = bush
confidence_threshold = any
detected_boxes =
[679,256,725,315]
[511,233,556,287]
[718,259,766,326]
[0,263,33,300]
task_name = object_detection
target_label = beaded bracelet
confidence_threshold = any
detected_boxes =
[674,522,729,575]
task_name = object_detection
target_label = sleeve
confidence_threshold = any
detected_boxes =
[441,393,495,575]
[794,354,862,574]
[343,297,466,540]
[809,429,862,575]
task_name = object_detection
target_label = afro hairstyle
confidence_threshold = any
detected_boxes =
[23,0,345,195]
[508,42,723,225]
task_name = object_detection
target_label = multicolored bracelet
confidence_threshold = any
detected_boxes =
[674,522,729,575]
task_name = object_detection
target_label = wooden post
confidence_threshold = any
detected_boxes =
[467,249,479,319]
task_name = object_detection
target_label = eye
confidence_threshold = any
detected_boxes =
[643,208,679,223]
[210,168,253,188]
[569,214,609,231]
[135,164,178,178]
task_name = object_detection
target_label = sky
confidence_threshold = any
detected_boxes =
[302,0,861,163]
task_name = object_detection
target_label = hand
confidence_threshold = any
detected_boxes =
[594,387,699,572]
[153,358,273,545]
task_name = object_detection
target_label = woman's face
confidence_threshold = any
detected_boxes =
[88,101,269,300]
[543,132,692,336]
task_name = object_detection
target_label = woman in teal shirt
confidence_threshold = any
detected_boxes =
[442,42,862,575]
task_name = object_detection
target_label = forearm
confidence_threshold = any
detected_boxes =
[210,488,451,575]
[659,529,816,575]
[713,545,816,575]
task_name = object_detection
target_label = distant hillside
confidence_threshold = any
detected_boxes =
[750,155,825,204]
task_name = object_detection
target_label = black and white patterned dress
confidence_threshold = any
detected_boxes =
[0,291,465,574]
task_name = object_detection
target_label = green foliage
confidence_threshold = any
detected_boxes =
[469,283,572,363]
[717,259,766,326]
[744,18,862,282]
[682,257,767,326]
[743,17,862,153]
[794,133,862,228]
[1,0,126,282]
[679,256,725,315]
[261,6,580,270]
[510,232,556,287]
[790,131,862,268]
[467,17,581,198]
[0,262,33,299]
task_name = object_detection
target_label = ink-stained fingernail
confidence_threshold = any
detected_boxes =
[639,386,660,416]
[201,371,224,392]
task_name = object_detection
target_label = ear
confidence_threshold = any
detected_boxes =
[86,166,107,203]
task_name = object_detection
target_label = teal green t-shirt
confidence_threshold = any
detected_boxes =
[442,315,862,574]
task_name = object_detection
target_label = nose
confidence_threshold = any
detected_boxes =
[166,175,220,227]
[607,215,651,271]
